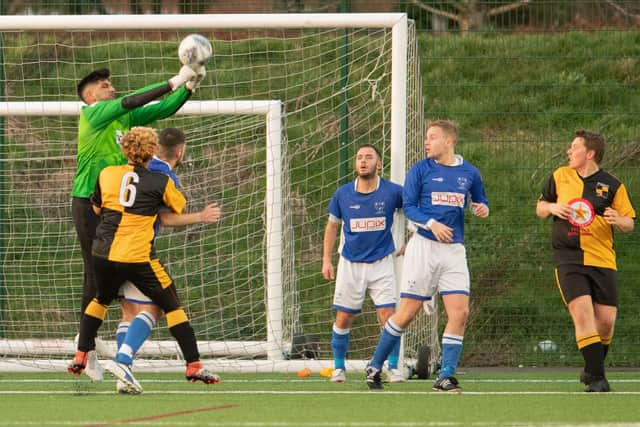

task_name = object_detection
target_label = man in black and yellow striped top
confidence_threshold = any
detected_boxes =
[68,127,221,393]
[537,130,635,393]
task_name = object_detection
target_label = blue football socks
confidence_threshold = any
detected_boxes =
[370,319,403,371]
[387,337,401,370]
[115,311,156,365]
[439,333,464,379]
[331,324,350,370]
[115,321,129,352]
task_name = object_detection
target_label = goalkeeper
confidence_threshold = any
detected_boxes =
[71,64,206,380]
[68,127,221,393]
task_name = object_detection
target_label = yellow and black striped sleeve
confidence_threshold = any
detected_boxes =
[162,176,186,215]
[611,183,636,219]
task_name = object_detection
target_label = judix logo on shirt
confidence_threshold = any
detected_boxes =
[350,217,386,232]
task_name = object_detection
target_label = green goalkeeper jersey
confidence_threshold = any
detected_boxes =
[71,82,190,198]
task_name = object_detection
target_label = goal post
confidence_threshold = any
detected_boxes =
[0,13,438,375]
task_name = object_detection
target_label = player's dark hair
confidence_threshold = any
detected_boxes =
[159,128,186,148]
[158,128,186,159]
[576,129,605,164]
[77,68,110,102]
[427,119,458,143]
[357,144,382,160]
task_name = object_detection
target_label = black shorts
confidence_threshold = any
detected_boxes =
[554,264,618,306]
[93,256,181,313]
[72,197,101,313]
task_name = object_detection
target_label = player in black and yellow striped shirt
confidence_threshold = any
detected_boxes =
[68,127,221,393]
[537,130,635,392]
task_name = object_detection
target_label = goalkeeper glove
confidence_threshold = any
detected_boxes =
[168,65,197,91]
[186,65,206,92]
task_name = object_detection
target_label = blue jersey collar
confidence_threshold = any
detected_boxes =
[152,155,173,171]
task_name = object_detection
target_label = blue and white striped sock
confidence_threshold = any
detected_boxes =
[115,311,156,366]
[331,324,350,370]
[387,336,401,370]
[439,333,464,379]
[115,321,130,352]
[370,319,403,371]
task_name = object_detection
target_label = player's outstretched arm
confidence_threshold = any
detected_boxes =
[121,65,195,113]
[129,67,200,126]
[159,203,221,227]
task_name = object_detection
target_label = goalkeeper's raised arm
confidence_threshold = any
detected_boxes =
[77,66,199,132]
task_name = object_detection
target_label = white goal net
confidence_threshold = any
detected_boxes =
[0,13,437,375]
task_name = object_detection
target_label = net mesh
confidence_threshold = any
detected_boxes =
[0,18,430,371]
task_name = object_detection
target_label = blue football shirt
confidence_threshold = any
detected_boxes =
[403,156,488,244]
[149,157,179,188]
[328,177,403,262]
[149,156,180,238]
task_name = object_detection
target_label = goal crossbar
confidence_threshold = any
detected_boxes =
[0,13,406,30]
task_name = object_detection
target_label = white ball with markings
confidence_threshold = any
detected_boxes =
[178,34,212,67]
[536,340,558,352]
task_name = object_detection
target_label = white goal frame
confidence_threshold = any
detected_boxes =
[0,13,413,373]
[0,100,286,371]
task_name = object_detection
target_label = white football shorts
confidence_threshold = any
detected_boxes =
[401,233,470,300]
[118,281,153,305]
[332,254,396,313]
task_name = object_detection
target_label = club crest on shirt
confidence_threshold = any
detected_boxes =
[567,198,595,227]
[115,129,124,146]
[374,201,385,214]
[457,177,469,190]
[595,182,609,198]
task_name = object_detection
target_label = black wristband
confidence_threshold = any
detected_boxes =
[121,83,172,110]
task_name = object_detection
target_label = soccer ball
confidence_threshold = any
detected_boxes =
[178,34,212,67]
[535,340,558,352]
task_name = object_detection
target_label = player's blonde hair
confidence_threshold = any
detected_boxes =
[427,119,458,143]
[121,127,158,165]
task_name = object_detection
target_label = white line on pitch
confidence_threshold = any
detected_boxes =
[2,422,640,427]
[1,390,640,395]
[3,378,640,383]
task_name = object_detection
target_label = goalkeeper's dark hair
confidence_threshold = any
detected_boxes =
[159,127,185,152]
[575,129,605,164]
[77,68,110,102]
[121,127,158,166]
